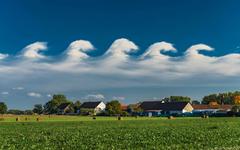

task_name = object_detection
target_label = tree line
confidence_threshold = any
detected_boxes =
[0,94,142,115]
[1,91,240,115]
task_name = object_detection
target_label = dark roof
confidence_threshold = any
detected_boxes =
[58,102,71,110]
[140,101,189,111]
[80,101,102,109]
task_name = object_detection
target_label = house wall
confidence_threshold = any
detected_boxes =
[169,110,183,115]
[95,102,106,113]
[142,111,161,117]
[183,103,194,113]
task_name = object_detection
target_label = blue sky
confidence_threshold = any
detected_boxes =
[1,0,240,109]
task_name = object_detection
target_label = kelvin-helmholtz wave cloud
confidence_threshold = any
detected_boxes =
[1,38,240,108]
[1,38,240,85]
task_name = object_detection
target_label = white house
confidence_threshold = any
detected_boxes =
[80,101,106,114]
[140,101,193,116]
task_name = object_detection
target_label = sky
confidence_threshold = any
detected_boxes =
[1,0,240,109]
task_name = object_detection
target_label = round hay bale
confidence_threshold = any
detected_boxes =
[168,116,174,119]
[118,116,122,120]
[201,114,209,119]
[16,117,20,122]
[36,117,40,122]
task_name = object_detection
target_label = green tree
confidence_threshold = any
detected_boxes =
[202,94,218,104]
[191,100,200,105]
[73,100,81,113]
[202,91,240,105]
[24,110,34,115]
[44,94,69,114]
[33,104,43,114]
[7,109,24,115]
[232,105,240,113]
[106,100,122,115]
[127,103,142,113]
[0,102,7,114]
[164,96,191,102]
[65,103,75,114]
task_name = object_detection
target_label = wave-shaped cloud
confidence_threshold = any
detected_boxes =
[21,42,47,59]
[103,38,138,66]
[0,38,240,94]
[65,40,94,61]
[141,41,176,59]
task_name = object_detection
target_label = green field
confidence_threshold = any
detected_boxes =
[0,116,240,150]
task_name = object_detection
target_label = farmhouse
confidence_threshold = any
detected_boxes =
[80,101,106,115]
[192,102,233,114]
[140,101,193,116]
[120,104,128,111]
[57,102,72,114]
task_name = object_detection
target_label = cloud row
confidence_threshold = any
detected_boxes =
[0,38,239,92]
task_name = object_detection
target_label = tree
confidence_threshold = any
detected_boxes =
[7,109,24,115]
[73,100,81,113]
[202,94,218,104]
[163,96,191,103]
[191,100,200,105]
[234,96,240,105]
[106,100,122,115]
[43,94,69,114]
[231,95,240,115]
[0,102,7,114]
[232,105,240,113]
[33,104,43,114]
[127,104,142,113]
[201,91,240,105]
[24,110,34,115]
[65,103,75,114]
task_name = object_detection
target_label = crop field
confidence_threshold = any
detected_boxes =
[0,116,240,150]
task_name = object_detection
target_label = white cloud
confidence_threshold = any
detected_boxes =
[27,92,42,98]
[1,39,240,97]
[185,44,214,56]
[0,53,9,60]
[1,91,9,95]
[12,87,24,90]
[83,94,105,100]
[103,38,138,64]
[65,40,94,60]
[105,38,138,57]
[112,96,125,101]
[141,41,176,59]
[21,42,47,59]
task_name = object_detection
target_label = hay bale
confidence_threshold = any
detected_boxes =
[201,114,209,119]
[36,117,40,122]
[16,117,20,122]
[168,116,174,119]
[118,116,122,120]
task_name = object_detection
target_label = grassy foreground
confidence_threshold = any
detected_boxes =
[0,116,240,150]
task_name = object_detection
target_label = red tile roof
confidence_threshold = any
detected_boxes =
[121,104,128,111]
[192,104,233,110]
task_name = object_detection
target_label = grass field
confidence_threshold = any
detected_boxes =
[0,116,240,150]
